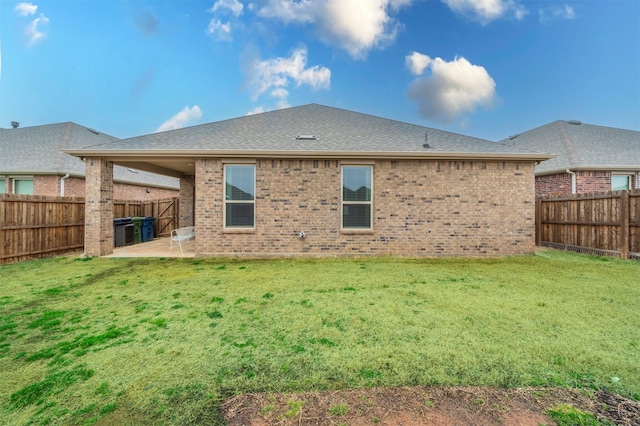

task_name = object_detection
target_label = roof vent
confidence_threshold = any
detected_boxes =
[567,120,582,125]
[11,121,19,129]
[86,127,100,135]
[295,135,316,140]
[422,143,431,149]
[509,133,520,140]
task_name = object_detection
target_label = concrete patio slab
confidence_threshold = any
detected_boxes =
[106,237,195,258]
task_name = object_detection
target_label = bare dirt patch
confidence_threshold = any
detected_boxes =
[222,386,640,425]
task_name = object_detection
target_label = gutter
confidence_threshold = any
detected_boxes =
[566,169,576,194]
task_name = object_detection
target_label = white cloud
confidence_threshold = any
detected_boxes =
[247,46,330,106]
[246,106,266,115]
[441,0,527,24]
[257,0,413,59]
[206,0,244,41]
[539,5,575,23]
[206,19,233,41]
[14,2,38,16]
[209,0,244,16]
[25,14,49,46]
[156,105,203,132]
[406,51,431,76]
[406,54,497,122]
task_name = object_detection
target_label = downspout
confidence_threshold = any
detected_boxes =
[565,169,576,194]
[60,173,70,196]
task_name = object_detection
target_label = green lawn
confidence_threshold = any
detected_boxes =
[0,250,638,425]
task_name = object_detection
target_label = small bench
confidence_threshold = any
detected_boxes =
[170,226,195,256]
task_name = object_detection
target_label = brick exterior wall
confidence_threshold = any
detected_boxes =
[180,175,195,227]
[195,158,536,257]
[84,159,114,256]
[32,175,85,197]
[6,175,177,200]
[535,172,572,196]
[535,171,639,196]
[113,183,178,201]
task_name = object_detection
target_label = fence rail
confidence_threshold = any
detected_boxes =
[1,195,179,264]
[536,189,640,259]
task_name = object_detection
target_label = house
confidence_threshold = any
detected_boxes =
[500,120,640,196]
[65,104,552,257]
[0,122,179,199]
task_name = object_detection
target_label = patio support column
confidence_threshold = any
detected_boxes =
[84,158,114,256]
[179,175,195,227]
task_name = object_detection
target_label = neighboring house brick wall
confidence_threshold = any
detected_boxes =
[113,183,178,201]
[536,173,572,196]
[535,171,639,196]
[576,171,611,193]
[33,176,85,197]
[195,158,535,257]
[25,175,177,199]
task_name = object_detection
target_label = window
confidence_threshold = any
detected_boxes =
[224,164,255,228]
[611,175,631,191]
[0,179,5,194]
[14,179,34,195]
[342,165,372,229]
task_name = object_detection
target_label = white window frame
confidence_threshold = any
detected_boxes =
[341,165,373,230]
[223,164,255,229]
[12,177,34,195]
[611,174,631,191]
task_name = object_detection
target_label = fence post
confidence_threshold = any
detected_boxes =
[620,191,629,259]
[535,198,542,246]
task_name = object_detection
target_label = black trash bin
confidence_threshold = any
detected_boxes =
[141,217,155,242]
[114,217,134,247]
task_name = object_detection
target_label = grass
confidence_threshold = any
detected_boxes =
[0,250,638,425]
[548,403,615,425]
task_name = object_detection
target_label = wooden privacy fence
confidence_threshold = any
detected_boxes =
[1,195,179,265]
[113,198,179,238]
[535,189,640,259]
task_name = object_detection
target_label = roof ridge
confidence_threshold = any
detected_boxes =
[557,121,582,167]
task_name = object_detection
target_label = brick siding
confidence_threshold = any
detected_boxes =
[535,171,639,196]
[535,172,572,196]
[195,158,536,257]
[84,159,114,256]
[25,175,177,199]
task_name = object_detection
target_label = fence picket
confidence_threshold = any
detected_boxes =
[1,195,178,264]
[537,189,639,259]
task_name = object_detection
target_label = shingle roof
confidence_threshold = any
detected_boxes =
[79,104,547,156]
[499,120,640,174]
[0,122,179,188]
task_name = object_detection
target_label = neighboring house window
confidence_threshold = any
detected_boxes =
[0,179,5,194]
[342,165,373,229]
[14,178,34,195]
[224,164,255,228]
[611,175,631,191]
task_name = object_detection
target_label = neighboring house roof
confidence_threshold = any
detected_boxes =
[499,120,640,175]
[0,122,179,189]
[66,104,552,178]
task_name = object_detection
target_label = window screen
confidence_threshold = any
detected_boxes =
[224,165,255,228]
[342,166,372,229]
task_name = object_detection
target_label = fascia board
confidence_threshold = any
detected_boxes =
[64,149,554,162]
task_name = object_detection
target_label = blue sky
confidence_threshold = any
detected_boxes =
[1,0,638,141]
